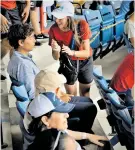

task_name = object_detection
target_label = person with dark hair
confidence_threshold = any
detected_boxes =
[49,2,93,97]
[0,0,30,80]
[7,24,39,100]
[7,24,97,137]
[0,0,30,57]
[23,70,108,150]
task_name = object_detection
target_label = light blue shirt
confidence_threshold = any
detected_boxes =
[7,51,40,100]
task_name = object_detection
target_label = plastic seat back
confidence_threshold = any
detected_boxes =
[93,69,103,79]
[93,69,113,93]
[10,76,29,102]
[105,4,125,40]
[83,9,102,49]
[110,0,122,14]
[98,5,114,21]
[97,78,113,93]
[83,9,102,26]
[117,108,134,149]
[110,104,133,147]
[11,85,29,102]
[114,13,125,40]
[123,33,134,53]
[98,5,114,46]
[19,119,35,150]
[106,92,126,109]
[117,108,132,127]
[16,101,30,118]
[74,14,85,20]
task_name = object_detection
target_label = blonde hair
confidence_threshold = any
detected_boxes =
[67,17,82,48]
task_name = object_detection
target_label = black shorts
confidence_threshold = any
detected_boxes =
[1,7,22,39]
[59,57,93,85]
[30,0,43,10]
[16,1,30,23]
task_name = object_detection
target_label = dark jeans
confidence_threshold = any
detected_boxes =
[1,6,22,39]
[118,89,134,107]
[124,89,134,106]
[68,96,97,133]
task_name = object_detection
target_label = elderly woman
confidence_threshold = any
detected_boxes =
[23,70,108,150]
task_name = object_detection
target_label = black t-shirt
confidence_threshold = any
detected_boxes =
[27,129,59,150]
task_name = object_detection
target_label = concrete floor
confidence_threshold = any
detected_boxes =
[1,39,128,150]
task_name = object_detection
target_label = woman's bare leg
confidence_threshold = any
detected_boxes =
[64,82,77,96]
[79,82,91,97]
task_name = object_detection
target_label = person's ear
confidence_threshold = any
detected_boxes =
[55,87,60,94]
[55,87,61,98]
[18,39,24,47]
[41,116,51,129]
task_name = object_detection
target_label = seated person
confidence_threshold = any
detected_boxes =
[111,1,135,105]
[1,0,30,79]
[23,70,108,150]
[32,71,97,136]
[7,24,40,100]
[7,23,77,101]
[8,24,97,136]
[124,1,135,48]
[110,52,134,106]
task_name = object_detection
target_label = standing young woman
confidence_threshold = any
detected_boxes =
[49,2,93,96]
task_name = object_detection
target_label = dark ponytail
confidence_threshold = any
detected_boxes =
[28,111,53,135]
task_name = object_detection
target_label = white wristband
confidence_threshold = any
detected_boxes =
[82,133,87,139]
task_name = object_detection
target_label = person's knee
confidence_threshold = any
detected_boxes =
[87,103,97,117]
[81,87,90,97]
[64,84,77,96]
[79,83,91,96]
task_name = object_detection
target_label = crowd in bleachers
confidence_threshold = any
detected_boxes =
[1,0,134,150]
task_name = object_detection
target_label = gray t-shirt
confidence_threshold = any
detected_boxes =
[124,19,135,39]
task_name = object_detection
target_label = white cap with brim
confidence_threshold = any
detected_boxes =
[28,93,75,118]
[51,2,74,19]
[35,70,66,95]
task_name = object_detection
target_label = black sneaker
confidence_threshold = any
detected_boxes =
[1,75,6,80]
[35,41,42,46]
[1,143,8,149]
[35,33,48,39]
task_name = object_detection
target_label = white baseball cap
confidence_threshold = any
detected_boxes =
[35,70,66,94]
[51,2,74,19]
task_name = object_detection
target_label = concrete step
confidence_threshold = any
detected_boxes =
[1,80,13,150]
